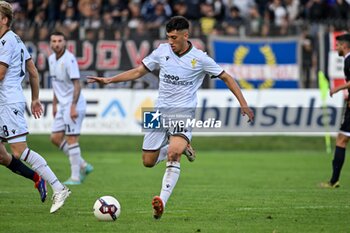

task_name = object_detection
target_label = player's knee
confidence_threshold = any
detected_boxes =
[143,160,156,168]
[336,135,349,147]
[0,153,10,165]
[167,150,181,162]
[142,152,157,167]
[50,134,61,146]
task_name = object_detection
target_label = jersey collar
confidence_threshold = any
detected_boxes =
[175,41,192,58]
[0,29,10,40]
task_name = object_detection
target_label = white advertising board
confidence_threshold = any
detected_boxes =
[24,89,344,135]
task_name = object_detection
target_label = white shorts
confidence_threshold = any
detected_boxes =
[0,103,28,142]
[142,126,192,151]
[51,107,86,135]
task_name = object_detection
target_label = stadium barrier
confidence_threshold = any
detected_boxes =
[23,89,344,135]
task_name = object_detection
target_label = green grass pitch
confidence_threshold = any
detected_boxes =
[0,135,349,233]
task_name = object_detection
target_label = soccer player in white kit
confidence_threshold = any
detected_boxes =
[48,31,93,185]
[0,1,70,213]
[88,16,254,219]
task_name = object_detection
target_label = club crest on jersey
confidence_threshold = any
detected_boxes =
[191,58,197,68]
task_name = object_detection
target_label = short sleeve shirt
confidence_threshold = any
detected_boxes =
[142,42,223,108]
[0,30,30,105]
[48,50,85,108]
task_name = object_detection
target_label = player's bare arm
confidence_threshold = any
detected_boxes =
[26,59,43,119]
[87,65,149,85]
[330,81,350,97]
[70,79,81,121]
[52,93,58,117]
[219,71,254,122]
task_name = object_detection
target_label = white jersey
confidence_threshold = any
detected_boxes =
[142,42,223,108]
[0,30,30,105]
[48,50,86,109]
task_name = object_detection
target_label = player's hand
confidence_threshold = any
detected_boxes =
[241,106,254,123]
[70,104,78,123]
[330,87,337,97]
[87,76,110,85]
[31,99,43,119]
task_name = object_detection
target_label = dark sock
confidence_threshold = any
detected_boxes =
[330,146,346,184]
[7,155,38,182]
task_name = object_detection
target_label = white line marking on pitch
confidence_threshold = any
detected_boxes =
[235,205,350,211]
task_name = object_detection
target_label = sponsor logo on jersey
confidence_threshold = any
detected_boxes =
[163,74,193,86]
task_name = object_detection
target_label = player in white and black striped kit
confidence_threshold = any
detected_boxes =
[0,1,70,213]
[88,16,254,219]
[48,31,93,185]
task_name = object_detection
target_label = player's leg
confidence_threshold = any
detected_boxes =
[321,107,350,188]
[328,133,348,186]
[143,145,169,166]
[64,107,92,184]
[64,135,84,184]
[10,139,70,213]
[142,130,169,167]
[0,103,49,201]
[51,110,88,171]
[0,141,46,202]
[152,135,189,219]
[52,131,89,172]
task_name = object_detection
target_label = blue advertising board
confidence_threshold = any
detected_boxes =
[208,36,300,89]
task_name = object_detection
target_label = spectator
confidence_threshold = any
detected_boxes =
[267,0,289,35]
[141,0,171,22]
[56,4,79,39]
[223,0,256,18]
[104,0,129,23]
[199,2,216,35]
[222,6,244,36]
[246,5,263,36]
[329,0,350,30]
[301,28,315,88]
[145,2,170,38]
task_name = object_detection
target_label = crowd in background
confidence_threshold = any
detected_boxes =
[8,0,350,41]
[7,0,350,89]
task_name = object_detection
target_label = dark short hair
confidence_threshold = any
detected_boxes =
[165,16,189,33]
[336,34,350,43]
[50,31,66,40]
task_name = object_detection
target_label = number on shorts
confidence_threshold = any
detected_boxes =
[2,125,9,137]
[65,124,71,133]
[173,124,184,133]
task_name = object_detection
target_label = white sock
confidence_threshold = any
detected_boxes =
[159,161,180,207]
[60,140,87,168]
[68,143,82,181]
[21,148,64,192]
[156,145,169,164]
